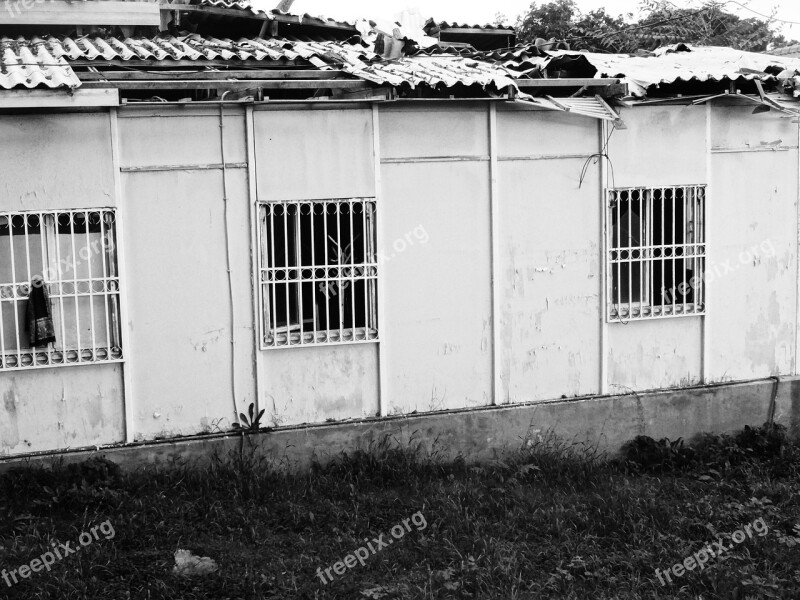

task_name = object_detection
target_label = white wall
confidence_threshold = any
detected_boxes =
[0,112,124,455]
[1,100,798,457]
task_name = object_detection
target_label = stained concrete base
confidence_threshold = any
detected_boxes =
[2,376,799,474]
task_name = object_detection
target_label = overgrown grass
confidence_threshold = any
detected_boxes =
[2,424,800,599]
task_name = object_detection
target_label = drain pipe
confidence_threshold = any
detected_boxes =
[767,375,781,427]
[219,105,238,422]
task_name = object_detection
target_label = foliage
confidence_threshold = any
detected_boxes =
[2,425,800,598]
[231,402,265,432]
[515,0,797,53]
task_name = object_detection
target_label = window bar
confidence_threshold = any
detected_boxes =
[693,187,700,313]
[69,213,81,363]
[366,204,377,332]
[638,189,644,316]
[670,187,676,318]
[105,213,121,354]
[615,191,621,318]
[37,213,52,366]
[23,214,34,363]
[349,199,356,340]
[626,191,632,317]
[700,189,706,309]
[99,212,112,357]
[660,187,665,315]
[682,187,687,315]
[8,216,22,367]
[52,215,67,363]
[361,201,369,339]
[268,204,277,347]
[309,202,317,344]
[323,202,331,342]
[296,205,304,346]
[0,216,7,367]
[283,204,291,346]
[334,201,343,341]
[85,211,97,360]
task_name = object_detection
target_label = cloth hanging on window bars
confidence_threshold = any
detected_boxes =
[25,279,56,348]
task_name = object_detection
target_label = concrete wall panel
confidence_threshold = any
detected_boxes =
[0,113,115,211]
[381,159,493,412]
[497,156,602,402]
[708,149,797,380]
[380,106,489,159]
[254,108,374,201]
[0,364,123,455]
[122,169,256,439]
[260,344,379,427]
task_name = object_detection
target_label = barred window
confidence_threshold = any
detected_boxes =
[0,210,122,370]
[608,186,706,321]
[257,199,378,348]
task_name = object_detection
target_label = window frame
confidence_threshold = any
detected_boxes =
[256,198,379,349]
[0,208,124,371]
[606,185,706,322]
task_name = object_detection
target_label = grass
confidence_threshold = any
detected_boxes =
[2,425,800,599]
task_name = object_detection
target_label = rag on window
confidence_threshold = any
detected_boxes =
[25,279,56,348]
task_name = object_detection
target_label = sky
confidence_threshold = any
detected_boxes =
[294,0,800,40]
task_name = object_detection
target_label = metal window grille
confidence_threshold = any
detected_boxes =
[607,185,706,321]
[257,199,378,348]
[0,209,123,370]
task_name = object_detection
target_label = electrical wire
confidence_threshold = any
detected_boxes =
[723,0,800,26]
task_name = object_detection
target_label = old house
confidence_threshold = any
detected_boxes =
[2,0,800,463]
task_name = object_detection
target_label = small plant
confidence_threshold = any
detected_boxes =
[622,435,694,473]
[232,402,266,432]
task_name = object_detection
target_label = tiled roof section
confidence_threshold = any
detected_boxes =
[0,37,81,89]
[1,34,342,67]
[0,35,524,92]
[435,21,515,32]
[197,0,356,29]
[348,54,519,90]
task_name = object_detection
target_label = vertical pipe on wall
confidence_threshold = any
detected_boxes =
[218,106,239,422]
[246,106,262,415]
[372,105,386,417]
[702,102,712,383]
[489,103,501,406]
[795,118,800,375]
[599,120,608,395]
[109,108,135,443]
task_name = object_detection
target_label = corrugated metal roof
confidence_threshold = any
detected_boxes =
[0,38,80,90]
[197,0,356,29]
[544,44,800,96]
[433,21,515,32]
[769,44,800,58]
[0,35,524,92]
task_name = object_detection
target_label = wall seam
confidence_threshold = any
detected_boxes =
[109,107,135,444]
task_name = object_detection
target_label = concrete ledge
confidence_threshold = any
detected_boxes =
[1,376,798,474]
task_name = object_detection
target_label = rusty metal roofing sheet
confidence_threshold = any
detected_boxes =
[0,37,80,89]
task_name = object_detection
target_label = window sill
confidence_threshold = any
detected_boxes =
[0,347,123,371]
[609,303,705,321]
[264,327,379,348]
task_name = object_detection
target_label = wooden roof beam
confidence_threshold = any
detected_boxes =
[77,70,350,81]
[80,80,372,90]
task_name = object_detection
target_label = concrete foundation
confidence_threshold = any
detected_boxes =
[2,375,799,475]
